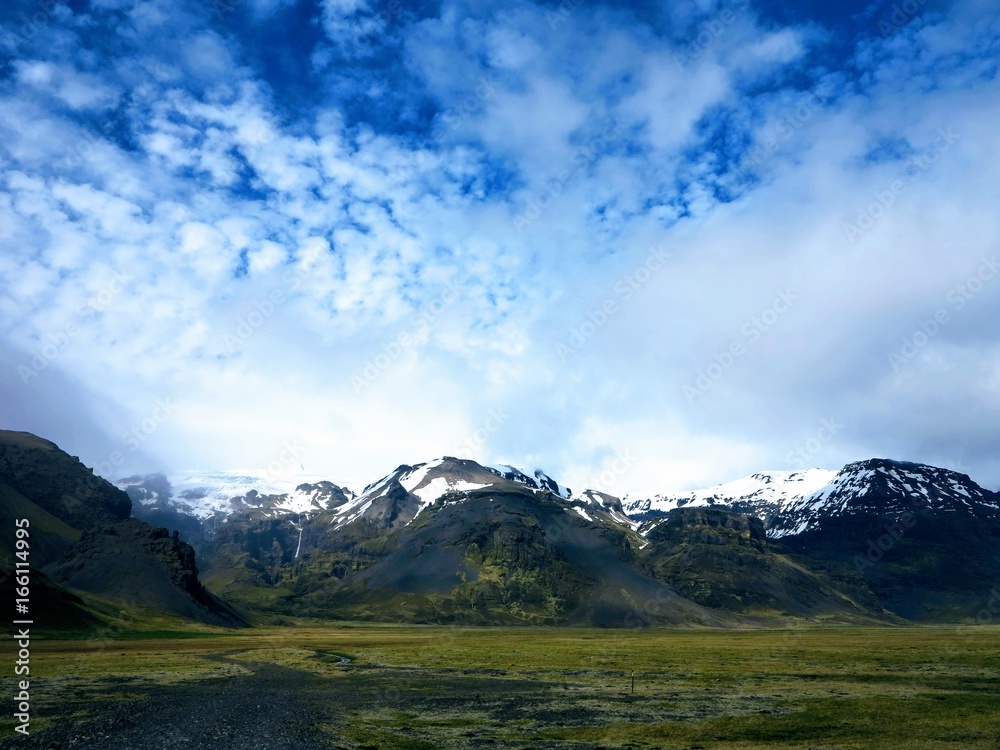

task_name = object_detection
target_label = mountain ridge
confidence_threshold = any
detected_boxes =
[15,436,1000,628]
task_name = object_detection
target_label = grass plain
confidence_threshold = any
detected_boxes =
[1,623,999,749]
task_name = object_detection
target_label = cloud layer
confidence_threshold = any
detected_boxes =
[2,0,999,496]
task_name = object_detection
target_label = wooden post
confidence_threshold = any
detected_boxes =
[631,670,635,693]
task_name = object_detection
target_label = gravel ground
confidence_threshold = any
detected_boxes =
[0,654,703,749]
[0,659,340,750]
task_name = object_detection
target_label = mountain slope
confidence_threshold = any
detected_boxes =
[47,520,244,627]
[301,485,730,626]
[775,459,1000,620]
[179,458,889,626]
[639,507,885,619]
[102,452,1000,625]
[0,430,245,628]
[0,430,130,532]
[771,459,1000,538]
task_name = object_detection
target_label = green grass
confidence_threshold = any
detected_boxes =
[2,624,999,748]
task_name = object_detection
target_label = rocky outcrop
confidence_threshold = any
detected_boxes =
[49,520,246,627]
[641,507,883,618]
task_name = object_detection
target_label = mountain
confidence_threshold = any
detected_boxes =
[327,457,625,531]
[119,470,353,520]
[0,430,130,557]
[101,452,1000,625]
[770,458,1000,537]
[772,459,1000,620]
[0,430,245,628]
[118,456,891,625]
[638,507,884,619]
[304,484,731,626]
[623,469,837,527]
[47,519,244,626]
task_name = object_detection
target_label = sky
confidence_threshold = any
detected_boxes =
[1,0,999,498]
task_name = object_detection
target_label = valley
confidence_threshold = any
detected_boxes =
[5,430,1000,747]
[1,624,999,749]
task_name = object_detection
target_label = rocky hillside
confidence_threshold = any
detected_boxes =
[47,520,244,626]
[156,458,890,626]
[167,455,1000,625]
[0,430,245,629]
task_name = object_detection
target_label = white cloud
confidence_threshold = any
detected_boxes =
[1,0,999,496]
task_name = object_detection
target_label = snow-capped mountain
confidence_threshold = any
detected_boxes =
[327,457,628,530]
[329,457,500,529]
[117,470,354,520]
[487,464,572,498]
[624,469,837,529]
[117,458,623,531]
[769,458,1000,538]
[106,451,1000,625]
[119,458,1000,543]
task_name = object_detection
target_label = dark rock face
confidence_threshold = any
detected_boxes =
[646,507,768,546]
[640,507,883,618]
[0,430,132,528]
[765,459,1000,620]
[48,519,246,627]
[294,481,353,509]
[60,521,203,598]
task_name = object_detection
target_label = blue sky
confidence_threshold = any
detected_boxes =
[2,0,999,497]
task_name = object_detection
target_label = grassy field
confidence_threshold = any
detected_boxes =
[2,624,1000,748]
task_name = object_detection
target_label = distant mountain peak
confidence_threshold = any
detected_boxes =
[624,468,837,529]
[329,457,585,530]
[769,457,1000,538]
[117,469,355,521]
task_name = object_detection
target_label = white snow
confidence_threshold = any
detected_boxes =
[627,469,838,516]
[120,469,335,520]
[403,460,492,518]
